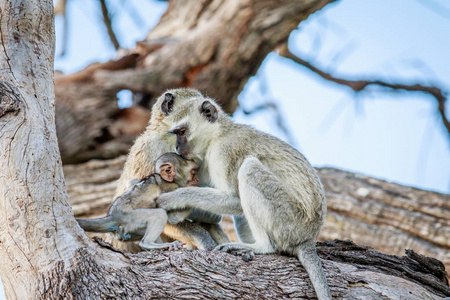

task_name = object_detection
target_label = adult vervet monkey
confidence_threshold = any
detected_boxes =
[107,89,229,251]
[156,91,332,300]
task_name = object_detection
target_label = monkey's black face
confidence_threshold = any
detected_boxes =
[172,126,192,159]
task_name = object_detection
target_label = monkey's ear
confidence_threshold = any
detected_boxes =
[126,179,140,189]
[200,101,218,123]
[161,92,175,116]
[159,163,176,182]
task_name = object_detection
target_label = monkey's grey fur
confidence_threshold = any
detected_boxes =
[105,89,229,251]
[77,153,220,251]
[157,90,332,299]
[77,174,184,251]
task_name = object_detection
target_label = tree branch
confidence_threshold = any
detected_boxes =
[278,44,450,139]
[52,237,446,299]
[99,0,120,50]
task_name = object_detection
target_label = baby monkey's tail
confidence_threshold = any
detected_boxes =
[76,217,115,233]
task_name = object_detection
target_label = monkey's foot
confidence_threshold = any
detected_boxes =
[214,243,255,262]
[139,240,185,251]
[168,240,185,251]
[107,225,131,241]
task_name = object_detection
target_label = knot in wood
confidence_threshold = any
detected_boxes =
[0,81,21,117]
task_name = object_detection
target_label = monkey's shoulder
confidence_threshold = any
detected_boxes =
[217,123,302,160]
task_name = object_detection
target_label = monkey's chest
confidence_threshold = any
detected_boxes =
[206,161,234,191]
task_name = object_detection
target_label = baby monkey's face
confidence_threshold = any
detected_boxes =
[155,153,199,187]
[186,161,199,187]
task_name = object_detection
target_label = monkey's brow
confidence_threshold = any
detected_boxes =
[169,124,189,134]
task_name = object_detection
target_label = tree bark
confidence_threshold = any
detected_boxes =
[319,168,450,277]
[0,0,90,298]
[1,0,449,299]
[55,238,444,300]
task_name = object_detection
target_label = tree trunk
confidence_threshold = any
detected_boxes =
[0,0,90,298]
[1,0,449,299]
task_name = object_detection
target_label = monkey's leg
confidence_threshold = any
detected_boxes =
[188,209,223,224]
[200,223,230,245]
[235,157,332,300]
[214,158,279,257]
[163,222,219,251]
[122,209,184,251]
[232,215,255,244]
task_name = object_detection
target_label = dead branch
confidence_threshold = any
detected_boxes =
[99,0,120,50]
[278,44,450,139]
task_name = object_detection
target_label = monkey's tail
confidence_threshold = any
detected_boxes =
[76,217,116,233]
[297,245,332,300]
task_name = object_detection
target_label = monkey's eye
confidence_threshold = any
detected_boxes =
[177,128,187,137]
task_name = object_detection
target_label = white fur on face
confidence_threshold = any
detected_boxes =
[171,113,221,161]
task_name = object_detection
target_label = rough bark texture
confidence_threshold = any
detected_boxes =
[0,1,92,299]
[38,238,450,299]
[54,0,337,164]
[319,168,450,277]
[66,156,450,280]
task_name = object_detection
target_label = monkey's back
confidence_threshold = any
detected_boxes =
[210,121,326,224]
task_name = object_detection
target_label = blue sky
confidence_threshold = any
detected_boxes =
[52,0,449,194]
[1,0,449,298]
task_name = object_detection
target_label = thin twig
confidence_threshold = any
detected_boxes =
[277,44,450,139]
[99,0,120,50]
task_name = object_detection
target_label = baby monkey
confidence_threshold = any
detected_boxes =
[77,153,199,251]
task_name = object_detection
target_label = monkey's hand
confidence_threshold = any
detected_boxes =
[108,225,131,241]
[156,188,194,211]
[167,209,192,224]
[168,240,185,251]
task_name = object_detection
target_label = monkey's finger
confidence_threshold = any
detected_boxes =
[169,241,185,251]
[240,250,255,262]
[213,245,233,253]
[230,249,255,261]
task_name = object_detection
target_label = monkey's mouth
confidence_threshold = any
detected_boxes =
[179,153,193,161]
[189,168,199,186]
[188,180,199,187]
